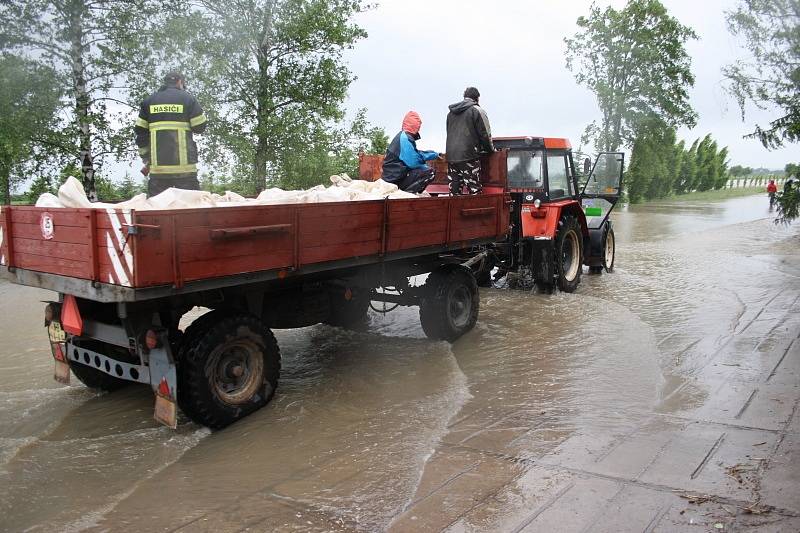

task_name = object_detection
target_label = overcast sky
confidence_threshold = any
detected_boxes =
[342,0,795,169]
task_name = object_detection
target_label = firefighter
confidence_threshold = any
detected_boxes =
[382,111,440,193]
[134,71,207,197]
[445,87,495,195]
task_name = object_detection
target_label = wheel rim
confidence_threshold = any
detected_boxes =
[562,230,580,282]
[604,231,615,269]
[448,285,472,328]
[209,340,264,405]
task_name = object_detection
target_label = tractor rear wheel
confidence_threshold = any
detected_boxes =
[419,266,479,342]
[178,312,280,429]
[554,215,583,293]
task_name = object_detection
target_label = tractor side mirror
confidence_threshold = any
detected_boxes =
[583,157,591,175]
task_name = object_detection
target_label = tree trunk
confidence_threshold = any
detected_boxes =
[251,0,276,194]
[253,131,269,194]
[68,0,96,201]
[0,158,10,206]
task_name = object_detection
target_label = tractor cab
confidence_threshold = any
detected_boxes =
[489,136,624,290]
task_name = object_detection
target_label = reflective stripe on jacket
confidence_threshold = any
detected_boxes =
[134,85,207,175]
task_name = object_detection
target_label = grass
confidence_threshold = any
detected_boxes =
[639,187,766,204]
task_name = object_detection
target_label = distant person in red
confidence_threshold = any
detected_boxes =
[382,111,440,193]
[767,179,778,206]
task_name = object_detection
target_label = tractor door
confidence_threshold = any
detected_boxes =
[579,152,624,229]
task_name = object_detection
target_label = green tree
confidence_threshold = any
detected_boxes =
[729,164,753,177]
[367,128,390,155]
[714,147,730,189]
[140,0,369,193]
[117,173,145,199]
[724,0,800,148]
[675,139,698,194]
[565,0,698,151]
[0,0,169,199]
[0,55,61,204]
[24,175,55,203]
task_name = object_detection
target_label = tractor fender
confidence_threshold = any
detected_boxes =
[520,200,588,240]
[585,219,611,267]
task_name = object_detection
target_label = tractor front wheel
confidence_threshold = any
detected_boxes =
[554,216,583,293]
[603,227,616,272]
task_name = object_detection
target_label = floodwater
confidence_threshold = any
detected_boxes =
[0,193,798,532]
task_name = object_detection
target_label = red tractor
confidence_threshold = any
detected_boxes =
[480,137,624,292]
[358,136,624,293]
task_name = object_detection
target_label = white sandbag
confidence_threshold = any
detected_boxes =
[58,177,95,208]
[116,193,149,210]
[35,173,428,210]
[35,193,63,208]
[146,188,218,210]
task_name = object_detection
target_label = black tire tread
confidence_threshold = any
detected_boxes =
[555,215,583,293]
[178,312,280,429]
[419,267,479,342]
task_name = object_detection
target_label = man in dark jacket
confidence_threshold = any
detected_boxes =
[445,87,494,195]
[382,111,440,193]
[134,71,207,197]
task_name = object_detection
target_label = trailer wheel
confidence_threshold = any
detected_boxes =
[603,227,616,272]
[419,266,479,342]
[554,215,583,293]
[69,360,129,391]
[178,313,280,429]
[325,288,370,330]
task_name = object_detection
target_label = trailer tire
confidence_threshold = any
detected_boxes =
[69,360,130,392]
[554,215,583,293]
[419,266,479,342]
[178,313,280,429]
[325,289,370,330]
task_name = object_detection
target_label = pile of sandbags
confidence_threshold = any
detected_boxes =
[35,174,420,211]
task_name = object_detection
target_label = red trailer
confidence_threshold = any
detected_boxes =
[0,164,510,429]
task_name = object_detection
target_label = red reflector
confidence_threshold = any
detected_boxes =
[145,330,159,350]
[61,295,83,336]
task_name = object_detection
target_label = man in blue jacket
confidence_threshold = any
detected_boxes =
[382,111,440,193]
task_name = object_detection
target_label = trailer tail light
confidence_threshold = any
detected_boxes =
[145,329,160,350]
[60,295,83,336]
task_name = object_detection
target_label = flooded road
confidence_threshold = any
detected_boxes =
[1,193,799,532]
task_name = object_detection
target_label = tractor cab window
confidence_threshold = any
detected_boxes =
[547,154,571,199]
[507,150,544,189]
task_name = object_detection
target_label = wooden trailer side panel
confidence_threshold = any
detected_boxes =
[298,201,384,265]
[4,207,95,280]
[386,198,448,252]
[3,194,511,290]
